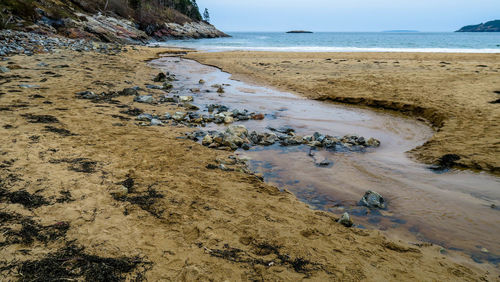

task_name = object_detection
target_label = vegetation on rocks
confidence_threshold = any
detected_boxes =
[0,0,224,40]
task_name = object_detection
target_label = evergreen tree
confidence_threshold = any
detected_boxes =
[203,8,210,23]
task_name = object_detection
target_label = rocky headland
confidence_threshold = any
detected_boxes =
[0,0,228,43]
[457,20,500,32]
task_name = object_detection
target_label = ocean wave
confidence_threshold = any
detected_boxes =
[192,45,500,53]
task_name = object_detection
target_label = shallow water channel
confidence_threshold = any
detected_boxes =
[150,56,500,264]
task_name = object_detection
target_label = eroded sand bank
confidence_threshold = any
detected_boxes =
[0,47,497,280]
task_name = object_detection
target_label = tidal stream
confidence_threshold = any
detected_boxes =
[150,56,500,264]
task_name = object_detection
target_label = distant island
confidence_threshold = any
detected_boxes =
[382,30,419,33]
[286,30,313,34]
[456,20,500,32]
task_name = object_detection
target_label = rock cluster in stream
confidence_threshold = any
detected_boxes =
[185,124,381,152]
[0,30,124,57]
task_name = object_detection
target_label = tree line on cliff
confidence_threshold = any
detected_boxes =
[0,0,207,31]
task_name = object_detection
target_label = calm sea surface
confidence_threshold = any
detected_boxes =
[157,32,500,53]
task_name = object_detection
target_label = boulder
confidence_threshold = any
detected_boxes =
[359,190,386,209]
[226,125,248,138]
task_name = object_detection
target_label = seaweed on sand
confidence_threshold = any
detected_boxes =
[0,188,49,209]
[120,107,144,116]
[49,158,97,173]
[43,125,76,136]
[15,244,151,281]
[113,183,164,218]
[205,242,322,276]
[21,114,59,123]
[0,212,69,246]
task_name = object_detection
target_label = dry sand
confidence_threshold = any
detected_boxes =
[186,51,500,174]
[0,47,497,280]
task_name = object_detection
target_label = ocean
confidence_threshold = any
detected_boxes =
[157,32,500,53]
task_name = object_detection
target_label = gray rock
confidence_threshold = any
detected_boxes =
[226,125,248,138]
[179,95,193,102]
[136,113,153,121]
[121,87,138,96]
[150,119,163,126]
[359,190,386,209]
[19,84,40,88]
[0,66,10,73]
[134,95,154,104]
[76,91,97,99]
[172,112,187,121]
[338,212,353,227]
[202,135,213,146]
[366,138,381,147]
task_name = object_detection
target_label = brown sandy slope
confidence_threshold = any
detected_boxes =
[186,52,500,174]
[0,48,496,280]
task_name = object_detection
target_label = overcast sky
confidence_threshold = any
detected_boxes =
[196,0,500,32]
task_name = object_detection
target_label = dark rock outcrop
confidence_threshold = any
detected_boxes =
[456,20,500,32]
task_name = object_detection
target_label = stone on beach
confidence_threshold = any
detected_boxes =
[134,95,154,104]
[179,96,194,102]
[338,212,353,227]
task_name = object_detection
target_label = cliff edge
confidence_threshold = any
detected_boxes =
[0,0,228,43]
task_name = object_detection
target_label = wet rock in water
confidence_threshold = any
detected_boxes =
[224,116,234,124]
[172,112,187,121]
[259,133,278,146]
[207,104,229,113]
[217,86,225,94]
[163,82,173,90]
[179,96,194,102]
[154,72,167,82]
[146,84,162,90]
[202,135,213,146]
[150,119,163,126]
[0,66,10,73]
[134,95,154,104]
[251,113,265,120]
[183,103,199,110]
[199,79,205,84]
[76,91,98,99]
[316,159,332,167]
[359,190,386,209]
[226,125,248,138]
[338,212,353,227]
[366,137,381,147]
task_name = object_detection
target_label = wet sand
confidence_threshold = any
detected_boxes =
[0,47,497,280]
[186,51,500,174]
[154,56,500,265]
